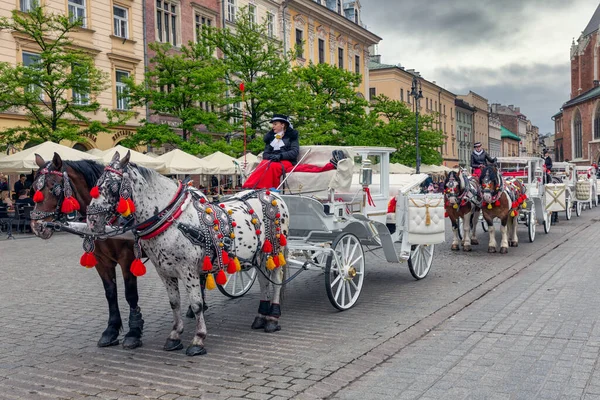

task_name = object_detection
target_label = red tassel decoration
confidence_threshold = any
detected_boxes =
[482,202,487,207]
[279,234,287,246]
[130,258,146,277]
[262,239,273,253]
[61,197,80,213]
[273,254,280,267]
[227,258,237,274]
[90,186,100,199]
[33,191,44,203]
[202,255,213,271]
[116,197,128,214]
[444,211,448,218]
[126,198,136,213]
[221,250,230,265]
[79,252,97,268]
[494,200,500,207]
[215,270,227,285]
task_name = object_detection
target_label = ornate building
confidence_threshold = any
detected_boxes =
[457,91,489,153]
[455,99,475,168]
[553,3,600,164]
[0,0,146,150]
[488,113,502,158]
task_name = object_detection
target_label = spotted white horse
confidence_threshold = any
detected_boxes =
[87,152,289,356]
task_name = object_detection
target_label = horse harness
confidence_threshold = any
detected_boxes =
[30,164,79,221]
[446,170,481,210]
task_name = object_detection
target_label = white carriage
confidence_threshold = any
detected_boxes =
[496,157,552,242]
[574,165,599,211]
[550,161,576,219]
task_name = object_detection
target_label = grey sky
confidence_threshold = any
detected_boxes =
[360,0,599,135]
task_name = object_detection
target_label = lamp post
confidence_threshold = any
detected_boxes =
[410,76,423,173]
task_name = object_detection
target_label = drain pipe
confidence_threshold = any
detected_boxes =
[282,0,289,54]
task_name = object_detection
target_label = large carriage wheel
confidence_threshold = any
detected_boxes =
[407,244,435,280]
[325,233,365,311]
[217,266,257,298]
[528,203,536,242]
[576,201,582,217]
[565,195,572,220]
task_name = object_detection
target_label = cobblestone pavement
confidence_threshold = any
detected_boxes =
[0,207,596,399]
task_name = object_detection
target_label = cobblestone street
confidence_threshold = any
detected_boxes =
[0,207,597,399]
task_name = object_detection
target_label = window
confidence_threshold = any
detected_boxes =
[156,0,178,45]
[574,110,583,158]
[316,39,324,64]
[113,6,128,39]
[355,55,360,75]
[400,89,403,102]
[72,64,89,105]
[68,0,87,27]
[595,104,600,140]
[195,13,212,40]
[369,87,376,100]
[227,0,235,22]
[20,0,38,12]
[22,52,43,100]
[338,48,344,68]
[295,29,304,59]
[248,4,256,25]
[444,104,446,115]
[267,13,274,38]
[116,70,130,110]
[337,0,341,13]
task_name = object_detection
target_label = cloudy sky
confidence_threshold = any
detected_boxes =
[359,0,599,135]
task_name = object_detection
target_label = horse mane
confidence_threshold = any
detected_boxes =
[63,160,105,189]
[480,165,499,186]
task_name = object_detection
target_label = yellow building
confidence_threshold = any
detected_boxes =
[283,0,381,98]
[0,0,145,151]
[457,91,489,151]
[368,56,457,166]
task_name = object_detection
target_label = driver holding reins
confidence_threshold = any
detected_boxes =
[470,142,496,178]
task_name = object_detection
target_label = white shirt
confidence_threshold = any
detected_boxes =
[270,131,285,151]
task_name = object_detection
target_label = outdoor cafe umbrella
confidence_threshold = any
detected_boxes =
[0,141,101,173]
[99,145,165,170]
[199,151,237,175]
[156,149,206,175]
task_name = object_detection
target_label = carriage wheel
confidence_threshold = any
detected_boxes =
[217,266,257,298]
[408,244,435,280]
[325,233,365,311]
[576,201,582,217]
[543,212,551,234]
[565,196,572,220]
[528,203,536,242]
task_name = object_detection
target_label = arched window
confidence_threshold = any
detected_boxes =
[73,143,88,152]
[594,102,600,139]
[574,110,583,159]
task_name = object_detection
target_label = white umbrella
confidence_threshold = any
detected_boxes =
[87,148,104,156]
[100,145,164,170]
[156,149,206,175]
[199,151,237,175]
[420,164,450,174]
[389,163,415,174]
[0,141,101,173]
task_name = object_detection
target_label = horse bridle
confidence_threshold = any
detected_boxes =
[30,166,71,221]
[86,165,126,219]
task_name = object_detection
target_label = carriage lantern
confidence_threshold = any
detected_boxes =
[359,159,372,187]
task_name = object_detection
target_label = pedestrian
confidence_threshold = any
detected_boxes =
[470,142,496,178]
[13,174,26,198]
[242,114,346,189]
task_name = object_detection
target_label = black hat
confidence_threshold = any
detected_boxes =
[543,148,548,154]
[474,142,482,147]
[270,114,290,124]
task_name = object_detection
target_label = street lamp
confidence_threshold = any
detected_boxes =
[410,76,423,173]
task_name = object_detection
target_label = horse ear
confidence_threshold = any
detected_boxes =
[111,151,121,164]
[52,152,63,170]
[119,150,131,168]
[35,153,46,168]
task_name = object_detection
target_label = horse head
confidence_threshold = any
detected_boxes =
[87,151,132,234]
[444,171,461,206]
[480,165,501,204]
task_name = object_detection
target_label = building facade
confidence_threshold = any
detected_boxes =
[488,113,502,158]
[368,57,457,166]
[491,103,530,156]
[455,99,475,169]
[0,0,146,151]
[501,126,520,157]
[526,121,540,157]
[284,0,381,98]
[457,91,489,152]
[553,4,600,165]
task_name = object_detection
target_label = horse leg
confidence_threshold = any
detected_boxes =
[462,213,472,252]
[265,265,285,333]
[118,251,144,350]
[252,263,272,330]
[499,222,509,254]
[450,218,460,251]
[186,275,207,319]
[510,216,519,247]
[487,218,497,253]
[470,210,480,245]
[184,272,207,356]
[160,276,184,351]
[95,257,122,347]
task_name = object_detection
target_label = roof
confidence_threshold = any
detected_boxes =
[368,60,456,96]
[455,98,476,112]
[563,85,600,109]
[501,126,521,141]
[551,110,563,119]
[583,3,600,36]
[368,60,396,70]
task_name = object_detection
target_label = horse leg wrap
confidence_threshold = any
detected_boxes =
[123,307,144,349]
[268,303,281,318]
[251,300,270,330]
[128,307,144,330]
[258,300,270,316]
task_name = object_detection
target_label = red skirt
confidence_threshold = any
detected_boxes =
[242,160,335,189]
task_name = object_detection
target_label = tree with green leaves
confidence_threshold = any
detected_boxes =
[121,40,230,154]
[0,6,125,147]
[365,95,446,166]
[291,62,370,145]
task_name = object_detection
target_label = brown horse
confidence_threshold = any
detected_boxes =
[479,165,518,254]
[444,170,481,252]
[30,153,144,349]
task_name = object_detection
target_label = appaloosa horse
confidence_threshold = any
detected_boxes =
[86,151,289,356]
[443,170,481,252]
[30,153,144,349]
[479,165,526,253]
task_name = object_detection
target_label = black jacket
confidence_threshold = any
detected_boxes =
[544,155,552,170]
[262,127,300,164]
[471,150,495,169]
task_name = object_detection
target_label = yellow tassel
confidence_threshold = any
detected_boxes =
[205,273,216,290]
[234,257,241,272]
[278,252,286,266]
[453,204,458,209]
[487,204,492,210]
[510,211,515,217]
[266,256,276,270]
[206,208,213,214]
[227,209,233,215]
[218,242,224,247]
[425,210,431,226]
[251,218,258,224]
[522,201,527,208]
[230,233,235,239]
[271,200,278,206]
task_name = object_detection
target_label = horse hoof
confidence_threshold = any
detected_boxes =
[463,246,472,252]
[122,335,143,350]
[471,239,479,245]
[512,242,518,247]
[264,320,281,333]
[500,247,508,254]
[251,316,266,330]
[488,247,497,253]
[186,345,207,356]
[164,339,184,351]
[451,245,460,251]
[97,329,120,347]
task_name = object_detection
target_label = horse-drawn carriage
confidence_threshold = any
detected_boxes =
[550,161,576,219]
[574,165,599,211]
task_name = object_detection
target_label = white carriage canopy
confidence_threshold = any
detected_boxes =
[99,145,165,170]
[156,149,206,175]
[0,141,101,173]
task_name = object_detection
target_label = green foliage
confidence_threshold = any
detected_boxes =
[366,95,446,166]
[0,6,116,146]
